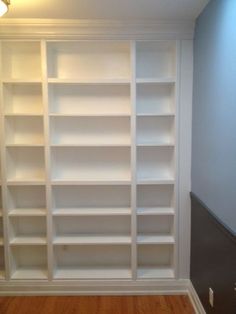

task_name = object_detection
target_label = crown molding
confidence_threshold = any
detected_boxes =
[0,19,195,40]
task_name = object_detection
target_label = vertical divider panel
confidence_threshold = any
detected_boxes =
[0,41,10,280]
[131,41,137,279]
[41,40,52,280]
[174,40,181,278]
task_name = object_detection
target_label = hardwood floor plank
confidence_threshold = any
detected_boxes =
[0,295,195,314]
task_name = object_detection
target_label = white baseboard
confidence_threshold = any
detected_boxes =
[0,279,189,296]
[0,279,206,314]
[188,281,206,314]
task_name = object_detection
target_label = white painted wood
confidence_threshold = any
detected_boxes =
[0,19,195,40]
[41,40,53,281]
[0,37,192,286]
[177,40,193,279]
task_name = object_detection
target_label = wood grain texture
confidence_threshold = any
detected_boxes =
[0,295,195,314]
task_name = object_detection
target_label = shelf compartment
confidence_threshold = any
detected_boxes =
[53,216,130,245]
[2,42,42,80]
[52,185,130,215]
[3,83,43,115]
[47,41,130,80]
[0,247,5,280]
[5,116,44,146]
[137,146,174,181]
[137,215,174,242]
[48,83,130,115]
[136,83,175,116]
[9,216,47,245]
[6,147,46,182]
[51,147,131,181]
[136,41,176,80]
[137,185,174,208]
[137,244,174,279]
[7,185,46,216]
[50,116,130,146]
[10,246,47,280]
[137,116,174,146]
[53,245,131,279]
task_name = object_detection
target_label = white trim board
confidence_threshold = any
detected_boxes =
[0,19,195,40]
[0,279,206,314]
[188,282,206,314]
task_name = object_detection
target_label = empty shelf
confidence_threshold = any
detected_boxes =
[137,235,175,244]
[53,207,131,216]
[137,207,174,215]
[11,268,48,280]
[53,235,131,245]
[54,267,131,280]
[10,236,47,245]
[9,208,46,217]
[138,267,174,279]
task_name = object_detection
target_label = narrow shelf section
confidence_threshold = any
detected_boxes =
[11,269,48,280]
[137,235,175,244]
[10,236,47,245]
[137,267,174,279]
[9,209,46,217]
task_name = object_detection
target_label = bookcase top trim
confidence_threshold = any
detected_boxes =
[0,19,194,40]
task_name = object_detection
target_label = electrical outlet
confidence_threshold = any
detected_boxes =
[209,288,214,307]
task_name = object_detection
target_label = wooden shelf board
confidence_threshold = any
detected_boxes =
[137,142,174,147]
[137,179,175,185]
[5,113,43,117]
[53,207,131,216]
[136,78,176,84]
[6,144,45,147]
[48,78,130,85]
[137,267,174,279]
[49,113,131,117]
[137,207,174,216]
[54,267,131,280]
[53,235,131,245]
[51,143,131,147]
[137,235,175,244]
[9,208,46,217]
[51,180,131,186]
[10,236,47,245]
[137,113,175,117]
[11,268,48,280]
[7,180,46,186]
[2,79,42,84]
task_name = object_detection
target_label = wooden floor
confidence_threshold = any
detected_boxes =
[0,296,195,314]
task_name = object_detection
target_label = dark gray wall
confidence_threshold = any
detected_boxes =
[192,0,236,233]
[191,193,236,314]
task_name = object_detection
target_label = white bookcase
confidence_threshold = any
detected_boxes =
[0,39,179,282]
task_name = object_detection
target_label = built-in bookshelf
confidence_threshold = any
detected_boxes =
[0,39,178,281]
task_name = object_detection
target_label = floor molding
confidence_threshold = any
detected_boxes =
[188,281,206,314]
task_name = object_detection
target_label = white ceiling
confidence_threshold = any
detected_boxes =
[4,0,209,20]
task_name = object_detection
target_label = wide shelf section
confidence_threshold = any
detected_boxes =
[51,147,131,182]
[50,116,130,146]
[47,41,131,81]
[53,207,131,216]
[53,245,131,279]
[48,82,130,116]
[53,216,131,245]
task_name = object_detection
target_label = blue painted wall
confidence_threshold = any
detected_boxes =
[192,0,236,234]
